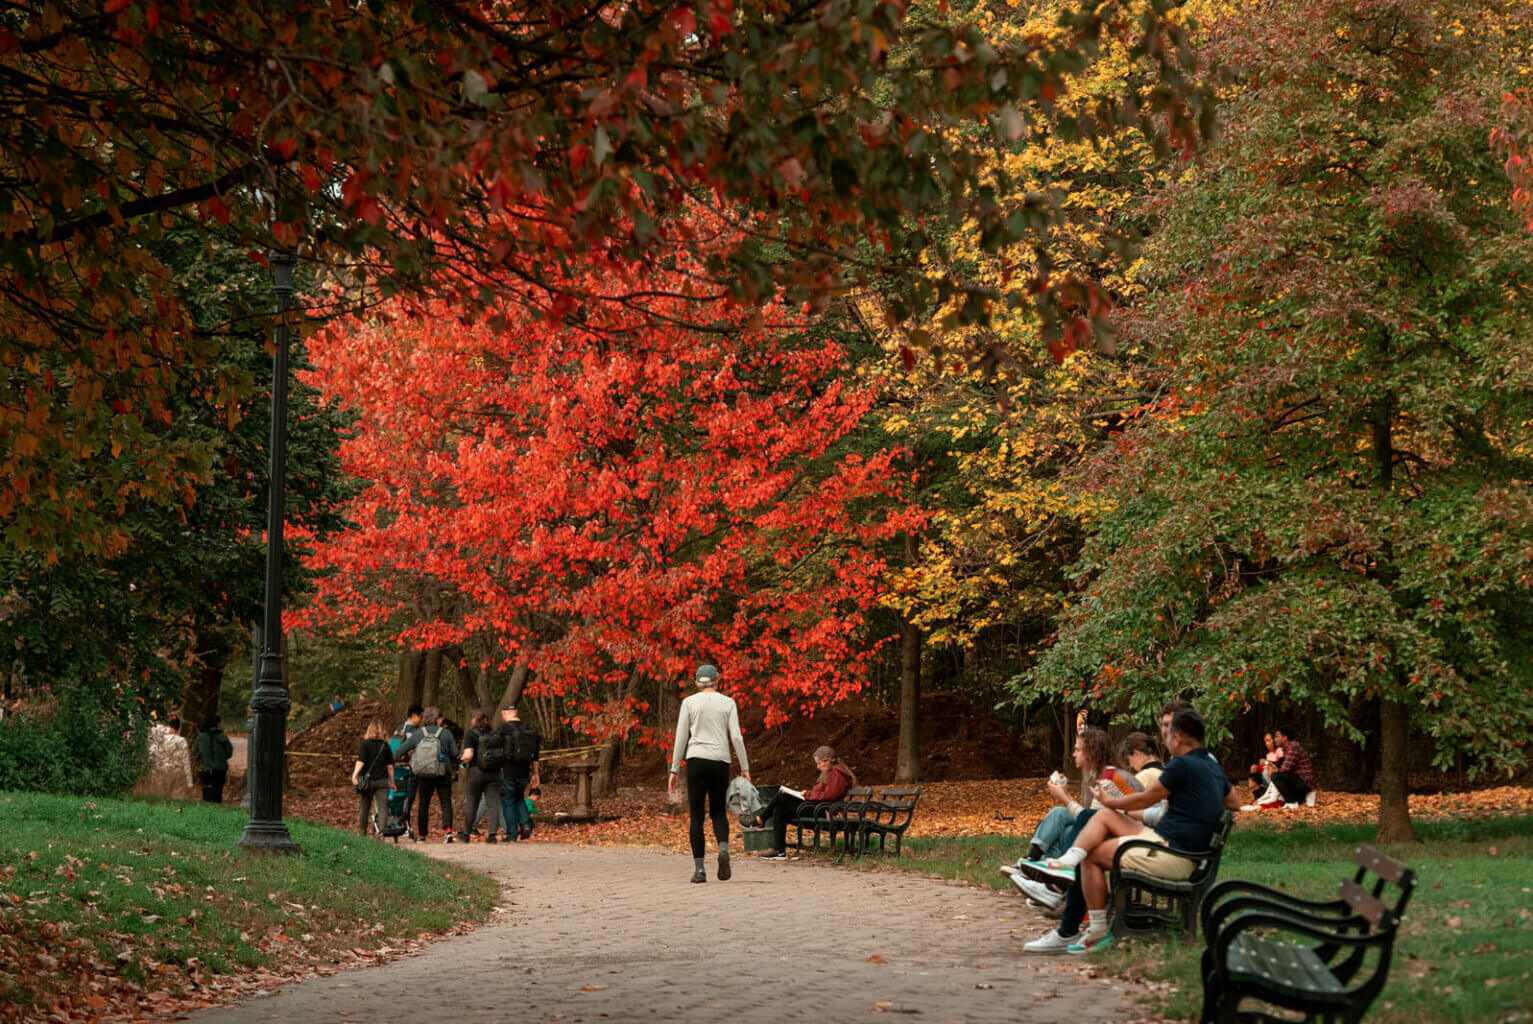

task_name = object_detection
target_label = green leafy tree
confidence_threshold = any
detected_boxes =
[1027,0,1533,841]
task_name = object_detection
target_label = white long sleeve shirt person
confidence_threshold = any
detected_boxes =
[669,688,749,773]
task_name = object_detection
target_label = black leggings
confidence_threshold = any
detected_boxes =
[415,775,454,836]
[685,758,730,858]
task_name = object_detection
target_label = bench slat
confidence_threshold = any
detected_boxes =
[1338,878,1396,930]
[1353,844,1412,886]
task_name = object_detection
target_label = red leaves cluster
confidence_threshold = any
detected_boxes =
[297,218,919,735]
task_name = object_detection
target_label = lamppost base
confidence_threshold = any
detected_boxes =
[237,820,302,855]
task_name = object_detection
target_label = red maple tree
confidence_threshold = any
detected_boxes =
[296,228,920,743]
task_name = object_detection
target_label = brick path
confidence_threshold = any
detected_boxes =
[178,844,1147,1024]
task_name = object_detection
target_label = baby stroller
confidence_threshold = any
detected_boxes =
[372,756,412,842]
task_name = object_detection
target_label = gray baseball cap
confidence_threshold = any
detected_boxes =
[695,664,720,685]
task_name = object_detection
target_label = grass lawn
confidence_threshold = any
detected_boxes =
[0,791,498,1019]
[856,814,1533,1024]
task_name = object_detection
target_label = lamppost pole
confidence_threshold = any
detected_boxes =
[238,248,302,855]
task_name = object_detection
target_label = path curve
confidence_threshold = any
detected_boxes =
[177,844,1146,1024]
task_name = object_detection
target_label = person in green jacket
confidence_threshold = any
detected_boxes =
[194,714,235,803]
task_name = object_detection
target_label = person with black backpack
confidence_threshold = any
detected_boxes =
[394,705,460,842]
[459,710,504,843]
[494,702,541,841]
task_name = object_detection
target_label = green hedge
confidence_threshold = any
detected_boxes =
[0,681,146,795]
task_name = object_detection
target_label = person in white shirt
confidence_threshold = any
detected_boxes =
[668,664,750,883]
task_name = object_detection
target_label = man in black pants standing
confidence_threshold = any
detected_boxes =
[668,664,750,883]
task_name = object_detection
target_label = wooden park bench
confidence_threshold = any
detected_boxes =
[1108,809,1236,943]
[1197,844,1417,1023]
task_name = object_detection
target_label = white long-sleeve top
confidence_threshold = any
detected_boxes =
[669,688,749,774]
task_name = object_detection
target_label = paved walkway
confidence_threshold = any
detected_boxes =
[179,844,1145,1024]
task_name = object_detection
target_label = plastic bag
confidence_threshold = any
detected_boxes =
[725,775,763,815]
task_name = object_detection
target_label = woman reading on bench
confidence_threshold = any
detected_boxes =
[744,745,856,860]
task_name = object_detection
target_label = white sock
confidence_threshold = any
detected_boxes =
[1085,910,1107,934]
[1055,847,1087,867]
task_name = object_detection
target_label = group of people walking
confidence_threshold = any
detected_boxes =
[350,701,542,842]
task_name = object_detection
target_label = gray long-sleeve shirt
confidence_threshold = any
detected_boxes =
[669,689,748,774]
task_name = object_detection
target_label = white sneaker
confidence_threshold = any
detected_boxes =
[1305,791,1317,807]
[1023,929,1076,953]
[1012,876,1064,909]
[1283,802,1301,809]
[1067,925,1112,954]
[999,864,1021,878]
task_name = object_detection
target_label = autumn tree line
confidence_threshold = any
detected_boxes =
[2,0,1529,840]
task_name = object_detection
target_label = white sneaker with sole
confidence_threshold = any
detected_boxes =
[1305,790,1317,807]
[1067,924,1110,954]
[1013,876,1064,909]
[1023,929,1076,953]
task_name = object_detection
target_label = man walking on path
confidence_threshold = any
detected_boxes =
[395,706,460,842]
[193,714,234,803]
[494,703,541,841]
[669,663,749,883]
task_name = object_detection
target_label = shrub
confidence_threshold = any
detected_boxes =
[0,679,147,795]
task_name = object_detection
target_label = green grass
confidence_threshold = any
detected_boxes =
[0,791,498,1014]
[854,816,1533,1024]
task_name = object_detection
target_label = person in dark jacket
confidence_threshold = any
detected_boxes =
[742,745,856,859]
[351,720,394,835]
[495,703,541,842]
[459,711,504,843]
[193,714,235,803]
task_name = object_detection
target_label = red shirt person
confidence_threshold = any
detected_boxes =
[1265,727,1315,807]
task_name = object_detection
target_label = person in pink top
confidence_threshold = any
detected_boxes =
[743,745,858,859]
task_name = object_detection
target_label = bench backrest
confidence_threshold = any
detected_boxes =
[1339,877,1399,932]
[1351,844,1418,917]
[843,787,875,802]
[876,786,920,807]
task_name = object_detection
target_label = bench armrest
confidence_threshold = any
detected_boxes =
[1209,907,1396,981]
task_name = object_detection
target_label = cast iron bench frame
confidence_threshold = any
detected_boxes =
[1108,809,1236,942]
[1197,844,1416,1024]
[843,786,921,858]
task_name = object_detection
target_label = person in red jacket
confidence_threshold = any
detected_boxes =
[744,745,857,859]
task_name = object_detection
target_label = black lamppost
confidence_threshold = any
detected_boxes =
[238,248,302,855]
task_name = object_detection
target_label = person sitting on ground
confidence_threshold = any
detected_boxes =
[1246,732,1282,797]
[351,720,394,835]
[742,745,857,859]
[1024,708,1238,954]
[1264,726,1315,808]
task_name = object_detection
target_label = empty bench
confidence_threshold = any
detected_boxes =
[1198,844,1417,1023]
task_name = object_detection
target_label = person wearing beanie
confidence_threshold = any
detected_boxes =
[668,663,750,883]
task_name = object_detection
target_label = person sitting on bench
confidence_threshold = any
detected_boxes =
[1032,708,1239,953]
[743,745,856,859]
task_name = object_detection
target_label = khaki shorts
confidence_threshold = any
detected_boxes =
[1118,828,1198,880]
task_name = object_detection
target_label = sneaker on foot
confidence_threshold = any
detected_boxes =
[1067,927,1111,954]
[690,867,707,883]
[1023,929,1076,953]
[1257,798,1283,809]
[1283,802,1301,810]
[442,831,455,843]
[1305,791,1317,807]
[760,849,787,860]
[1022,859,1077,884]
[485,835,497,844]
[1013,876,1064,909]
[999,864,1022,878]
[717,852,732,881]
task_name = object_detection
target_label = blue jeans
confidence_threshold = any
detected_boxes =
[499,776,531,839]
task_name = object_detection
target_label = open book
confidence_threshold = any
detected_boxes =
[780,786,805,800]
[1097,767,1145,802]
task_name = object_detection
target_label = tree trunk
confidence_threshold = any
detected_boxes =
[474,664,493,708]
[895,613,922,784]
[594,736,623,797]
[499,660,531,708]
[1368,374,1415,842]
[180,628,229,747]
[421,647,443,709]
[1376,696,1416,843]
[393,649,425,723]
[443,644,481,715]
